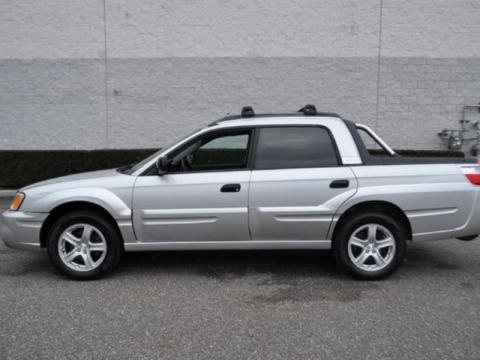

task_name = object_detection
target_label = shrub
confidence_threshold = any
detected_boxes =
[0,149,157,188]
[0,148,465,188]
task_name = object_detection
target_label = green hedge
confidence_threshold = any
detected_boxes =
[0,149,157,188]
[368,149,465,157]
[0,148,465,188]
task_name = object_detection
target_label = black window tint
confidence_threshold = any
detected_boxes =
[255,127,339,169]
[169,131,251,172]
[191,134,250,170]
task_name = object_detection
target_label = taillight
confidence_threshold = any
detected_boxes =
[466,173,480,185]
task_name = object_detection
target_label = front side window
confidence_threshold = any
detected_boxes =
[255,127,339,169]
[168,130,251,172]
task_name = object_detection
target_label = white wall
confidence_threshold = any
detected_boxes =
[1,0,479,150]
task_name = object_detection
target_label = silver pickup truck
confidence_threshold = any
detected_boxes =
[2,105,479,280]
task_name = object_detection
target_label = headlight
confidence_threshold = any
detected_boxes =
[10,192,25,211]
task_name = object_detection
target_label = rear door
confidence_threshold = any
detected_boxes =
[249,126,357,241]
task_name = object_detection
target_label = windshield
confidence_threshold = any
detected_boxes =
[123,129,202,174]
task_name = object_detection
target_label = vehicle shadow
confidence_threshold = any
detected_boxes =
[0,242,470,285]
[120,250,368,303]
[118,241,468,279]
[113,244,472,304]
[121,249,339,279]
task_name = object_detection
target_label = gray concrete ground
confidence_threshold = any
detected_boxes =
[1,196,479,359]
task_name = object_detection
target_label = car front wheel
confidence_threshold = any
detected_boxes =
[47,210,123,280]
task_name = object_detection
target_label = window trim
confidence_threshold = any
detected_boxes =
[141,124,343,175]
[142,127,256,175]
[252,125,342,170]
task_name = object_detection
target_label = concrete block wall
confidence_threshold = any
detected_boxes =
[1,0,479,150]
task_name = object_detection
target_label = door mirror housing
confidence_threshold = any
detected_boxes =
[156,157,169,175]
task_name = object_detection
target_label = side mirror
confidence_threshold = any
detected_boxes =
[156,157,169,175]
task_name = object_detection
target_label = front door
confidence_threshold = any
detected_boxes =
[248,126,358,241]
[133,128,253,242]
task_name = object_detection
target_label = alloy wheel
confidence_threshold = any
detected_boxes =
[347,223,396,272]
[57,224,107,272]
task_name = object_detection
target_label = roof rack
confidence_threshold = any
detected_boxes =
[209,105,341,126]
[241,106,255,118]
[298,104,317,115]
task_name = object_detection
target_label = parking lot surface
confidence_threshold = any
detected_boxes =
[1,196,480,359]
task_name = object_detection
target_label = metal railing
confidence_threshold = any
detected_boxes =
[438,104,480,155]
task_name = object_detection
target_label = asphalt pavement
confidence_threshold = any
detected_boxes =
[1,196,480,359]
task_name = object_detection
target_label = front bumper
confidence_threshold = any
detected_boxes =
[0,210,47,251]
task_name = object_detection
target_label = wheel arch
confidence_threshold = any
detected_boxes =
[331,200,412,242]
[39,201,124,248]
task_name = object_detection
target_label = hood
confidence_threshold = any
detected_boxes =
[17,168,136,214]
[22,169,122,191]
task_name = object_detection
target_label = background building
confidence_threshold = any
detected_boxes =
[1,0,480,151]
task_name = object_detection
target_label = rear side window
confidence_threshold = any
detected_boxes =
[254,127,339,169]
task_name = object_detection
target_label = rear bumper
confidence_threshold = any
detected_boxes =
[0,210,47,251]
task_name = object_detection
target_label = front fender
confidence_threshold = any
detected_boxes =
[25,188,132,220]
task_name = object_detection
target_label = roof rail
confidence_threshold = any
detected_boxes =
[209,105,342,126]
[298,104,317,116]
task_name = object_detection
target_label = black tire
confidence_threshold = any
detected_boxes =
[47,210,123,280]
[333,212,406,280]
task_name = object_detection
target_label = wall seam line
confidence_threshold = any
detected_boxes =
[375,0,384,131]
[103,0,110,148]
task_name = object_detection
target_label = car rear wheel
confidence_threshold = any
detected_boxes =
[47,210,123,280]
[333,212,406,280]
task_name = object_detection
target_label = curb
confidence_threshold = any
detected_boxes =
[0,190,17,198]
